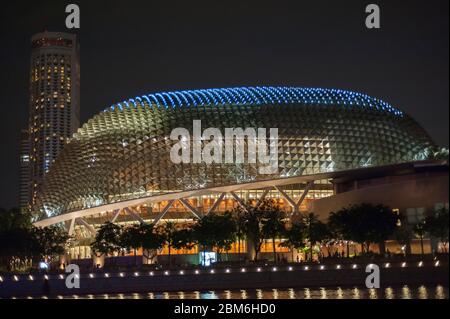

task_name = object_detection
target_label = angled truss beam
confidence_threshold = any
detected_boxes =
[275,181,314,214]
[207,192,226,215]
[153,200,175,225]
[230,191,247,211]
[255,188,270,207]
[124,207,146,224]
[76,218,97,235]
[66,218,76,236]
[110,209,121,223]
[179,198,202,219]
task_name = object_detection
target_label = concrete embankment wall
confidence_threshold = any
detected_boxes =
[1,264,448,298]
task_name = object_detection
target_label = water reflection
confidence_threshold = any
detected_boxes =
[336,287,343,299]
[320,288,327,299]
[256,289,263,299]
[43,285,448,299]
[288,288,295,299]
[418,286,428,299]
[352,287,360,299]
[272,289,279,299]
[304,288,311,299]
[385,287,394,299]
[436,285,446,299]
[402,286,411,299]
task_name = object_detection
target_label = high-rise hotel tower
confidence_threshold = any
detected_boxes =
[23,32,80,213]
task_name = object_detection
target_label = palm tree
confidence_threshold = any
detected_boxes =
[159,221,177,268]
[172,227,195,253]
[233,209,246,263]
[121,224,142,265]
[31,226,70,266]
[328,204,398,256]
[413,222,427,255]
[280,222,306,262]
[424,207,449,253]
[262,208,286,263]
[242,205,265,262]
[91,222,123,266]
[302,213,329,261]
[193,213,236,263]
[329,208,354,257]
[0,207,34,271]
[140,224,165,264]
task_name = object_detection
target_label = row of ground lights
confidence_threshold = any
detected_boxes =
[0,260,441,283]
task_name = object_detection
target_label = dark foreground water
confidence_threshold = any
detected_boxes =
[30,285,447,299]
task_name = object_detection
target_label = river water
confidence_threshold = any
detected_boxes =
[47,285,447,299]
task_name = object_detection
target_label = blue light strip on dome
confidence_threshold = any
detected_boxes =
[105,86,404,117]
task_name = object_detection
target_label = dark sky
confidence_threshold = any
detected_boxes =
[0,0,448,209]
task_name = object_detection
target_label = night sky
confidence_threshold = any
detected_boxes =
[0,0,448,209]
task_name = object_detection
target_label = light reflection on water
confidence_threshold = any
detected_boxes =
[54,285,447,299]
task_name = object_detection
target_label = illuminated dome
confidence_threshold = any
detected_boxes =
[33,87,434,218]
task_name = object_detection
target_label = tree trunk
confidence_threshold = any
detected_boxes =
[272,237,277,263]
[420,235,424,255]
[347,241,350,258]
[168,244,171,268]
[237,237,241,263]
[378,241,386,256]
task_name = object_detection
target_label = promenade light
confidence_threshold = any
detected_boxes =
[435,260,440,267]
[13,275,19,281]
[272,267,277,272]
[320,265,325,270]
[288,266,293,271]
[418,261,423,267]
[402,262,407,268]
[241,268,246,273]
[225,269,230,273]
[89,273,94,278]
[384,263,390,268]
[119,273,124,277]
[194,270,200,275]
[104,273,110,278]
[58,274,64,279]
[336,265,341,269]
[304,266,309,271]
[134,272,139,277]
[0,276,3,282]
[179,270,184,275]
[164,271,169,276]
[44,275,49,280]
[352,264,358,269]
[149,271,154,276]
[29,275,34,281]
[210,269,215,274]
[256,267,262,272]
